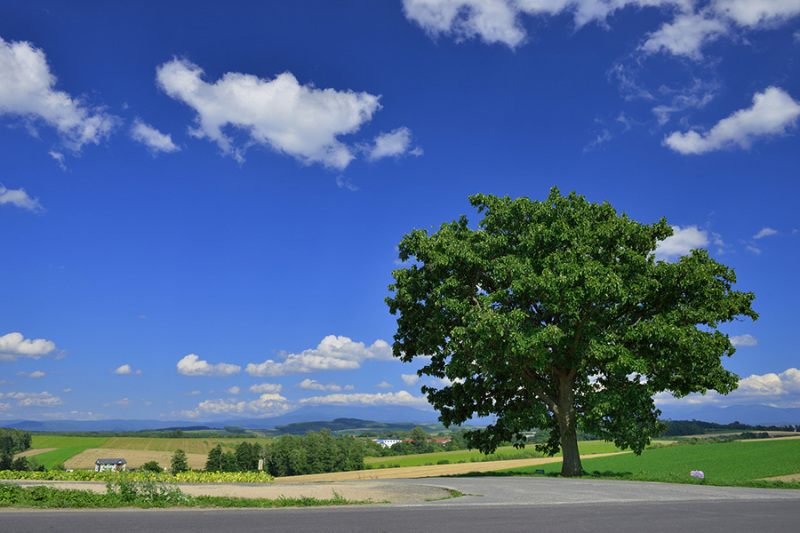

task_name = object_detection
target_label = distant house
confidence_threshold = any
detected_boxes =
[373,439,402,448]
[95,458,127,472]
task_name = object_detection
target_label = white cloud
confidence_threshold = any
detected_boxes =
[375,381,394,389]
[0,332,57,362]
[130,119,180,153]
[730,334,758,347]
[103,398,133,408]
[246,335,393,377]
[176,354,241,377]
[112,364,142,375]
[664,87,800,154]
[655,368,800,408]
[0,391,63,407]
[753,227,778,239]
[641,11,728,59]
[249,383,283,394]
[297,379,344,392]
[403,1,800,60]
[224,386,241,395]
[298,390,433,409]
[714,0,800,28]
[183,390,202,396]
[0,37,117,150]
[178,393,290,419]
[402,1,698,49]
[17,371,46,379]
[365,127,421,160]
[0,185,43,212]
[655,225,709,259]
[156,58,382,169]
[401,373,421,386]
[49,151,66,170]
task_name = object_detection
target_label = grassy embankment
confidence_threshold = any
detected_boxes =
[492,437,800,488]
[365,440,626,469]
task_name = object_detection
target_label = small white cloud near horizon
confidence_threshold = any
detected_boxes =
[0,37,117,150]
[730,334,758,347]
[297,379,346,392]
[0,185,43,212]
[103,398,133,408]
[177,354,241,377]
[655,225,709,259]
[156,58,388,169]
[112,364,142,375]
[401,373,421,386]
[177,393,290,419]
[0,391,64,407]
[130,119,180,153]
[249,383,283,394]
[655,367,800,408]
[298,390,433,410]
[17,370,46,379]
[0,332,57,362]
[246,335,393,377]
[753,227,778,239]
[664,87,800,154]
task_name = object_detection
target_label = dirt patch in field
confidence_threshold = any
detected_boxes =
[274,452,629,483]
[13,448,57,459]
[64,448,207,471]
[759,473,800,483]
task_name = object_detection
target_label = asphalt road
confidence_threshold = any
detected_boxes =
[3,477,798,532]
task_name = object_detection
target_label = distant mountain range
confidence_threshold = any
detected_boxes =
[2,403,797,433]
[0,405,443,432]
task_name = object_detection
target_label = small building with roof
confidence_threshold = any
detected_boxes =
[94,458,127,472]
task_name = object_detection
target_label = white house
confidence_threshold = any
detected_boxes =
[373,439,402,448]
[94,458,127,472]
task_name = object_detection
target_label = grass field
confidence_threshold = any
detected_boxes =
[27,437,113,468]
[99,437,273,454]
[365,440,624,468]
[496,438,800,487]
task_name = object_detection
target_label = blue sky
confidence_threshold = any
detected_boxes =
[1,0,799,425]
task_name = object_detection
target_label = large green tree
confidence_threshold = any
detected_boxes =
[386,188,757,476]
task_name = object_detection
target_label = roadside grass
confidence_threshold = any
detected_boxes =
[0,481,371,509]
[491,438,800,488]
[365,440,623,469]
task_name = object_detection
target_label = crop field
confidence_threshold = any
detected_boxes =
[365,440,625,468]
[498,437,800,486]
[21,436,270,469]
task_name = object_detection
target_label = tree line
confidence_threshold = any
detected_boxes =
[204,430,366,477]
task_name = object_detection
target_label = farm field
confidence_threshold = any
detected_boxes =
[365,440,625,468]
[22,436,270,470]
[497,437,800,487]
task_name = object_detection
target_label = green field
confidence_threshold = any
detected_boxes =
[497,438,800,487]
[28,437,112,468]
[365,440,623,468]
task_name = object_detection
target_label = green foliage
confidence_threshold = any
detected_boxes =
[170,449,189,474]
[0,429,32,454]
[262,430,366,477]
[387,188,757,476]
[141,461,163,473]
[0,469,274,483]
[0,481,370,509]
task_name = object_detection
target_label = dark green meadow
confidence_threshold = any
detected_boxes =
[496,438,800,488]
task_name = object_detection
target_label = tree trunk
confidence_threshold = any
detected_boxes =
[556,372,583,477]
